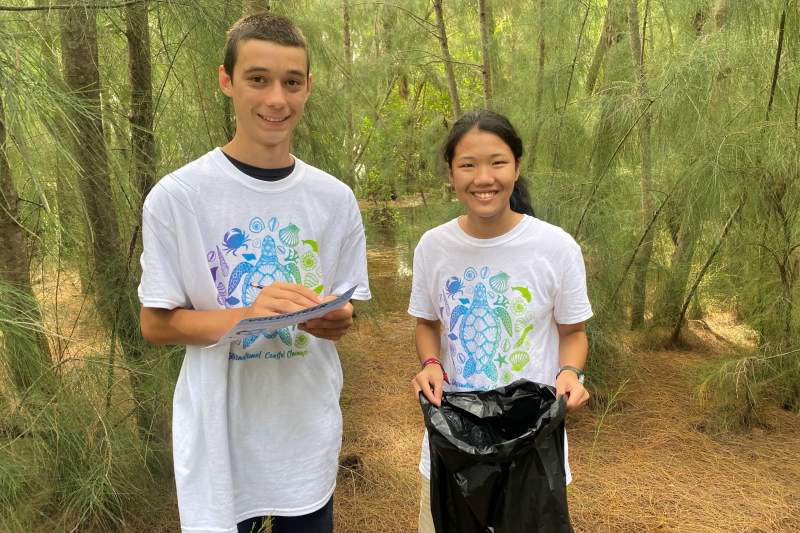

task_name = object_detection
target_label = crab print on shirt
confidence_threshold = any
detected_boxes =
[206,215,324,361]
[442,266,536,390]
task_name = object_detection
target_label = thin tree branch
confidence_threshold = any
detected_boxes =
[352,74,398,169]
[610,181,680,302]
[552,0,591,168]
[765,0,788,120]
[152,25,194,127]
[0,0,146,12]
[369,2,439,37]
[574,92,661,238]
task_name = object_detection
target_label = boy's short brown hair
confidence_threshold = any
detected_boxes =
[223,13,310,77]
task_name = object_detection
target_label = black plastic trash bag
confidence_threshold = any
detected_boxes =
[420,379,572,533]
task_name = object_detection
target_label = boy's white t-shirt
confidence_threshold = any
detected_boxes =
[408,215,593,481]
[138,148,371,533]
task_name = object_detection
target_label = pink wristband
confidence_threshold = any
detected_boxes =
[421,357,450,384]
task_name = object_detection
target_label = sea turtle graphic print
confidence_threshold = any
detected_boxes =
[442,266,536,389]
[206,216,324,359]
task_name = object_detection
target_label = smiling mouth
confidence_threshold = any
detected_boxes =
[472,191,498,200]
[257,113,290,123]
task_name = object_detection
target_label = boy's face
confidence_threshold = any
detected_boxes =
[219,39,311,156]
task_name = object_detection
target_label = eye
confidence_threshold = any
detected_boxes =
[250,76,267,84]
[458,162,475,169]
[286,78,304,89]
[492,160,509,166]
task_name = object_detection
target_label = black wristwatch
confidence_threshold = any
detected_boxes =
[556,365,585,385]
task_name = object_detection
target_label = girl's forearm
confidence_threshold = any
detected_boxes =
[558,325,588,369]
[415,319,442,363]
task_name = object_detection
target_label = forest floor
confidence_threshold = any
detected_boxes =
[332,244,800,533]
[40,242,797,532]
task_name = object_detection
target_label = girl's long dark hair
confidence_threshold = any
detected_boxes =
[443,109,535,217]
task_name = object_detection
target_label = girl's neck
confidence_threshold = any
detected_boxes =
[458,210,524,239]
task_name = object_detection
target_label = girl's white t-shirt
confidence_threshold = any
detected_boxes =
[138,149,370,532]
[408,215,593,480]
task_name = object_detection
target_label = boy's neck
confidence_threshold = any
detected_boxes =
[222,137,293,169]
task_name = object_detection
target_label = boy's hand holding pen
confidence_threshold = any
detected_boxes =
[248,282,355,341]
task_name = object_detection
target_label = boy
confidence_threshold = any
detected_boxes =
[138,13,370,533]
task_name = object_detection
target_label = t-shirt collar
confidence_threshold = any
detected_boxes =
[450,214,533,247]
[211,147,305,193]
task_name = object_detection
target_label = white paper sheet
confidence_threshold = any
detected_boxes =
[211,285,357,347]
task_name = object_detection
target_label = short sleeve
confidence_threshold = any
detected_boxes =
[137,187,190,309]
[553,241,593,325]
[407,236,437,320]
[327,191,371,301]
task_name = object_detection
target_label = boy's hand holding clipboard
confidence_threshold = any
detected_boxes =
[211,285,357,346]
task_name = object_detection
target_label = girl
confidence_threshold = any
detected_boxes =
[409,110,593,532]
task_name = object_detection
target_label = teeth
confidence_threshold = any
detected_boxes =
[258,114,287,123]
[473,192,496,200]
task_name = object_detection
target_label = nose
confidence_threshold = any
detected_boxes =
[263,81,288,108]
[474,163,494,184]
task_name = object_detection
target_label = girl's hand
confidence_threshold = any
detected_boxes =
[555,371,590,413]
[413,364,444,407]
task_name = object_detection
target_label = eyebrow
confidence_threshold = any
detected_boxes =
[242,66,307,77]
[457,154,509,160]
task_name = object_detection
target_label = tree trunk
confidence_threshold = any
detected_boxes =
[670,201,743,345]
[33,0,87,293]
[127,0,156,200]
[432,0,461,118]
[61,2,162,445]
[756,0,792,346]
[478,0,493,109]
[654,222,698,326]
[528,0,546,172]
[628,0,654,330]
[575,0,630,237]
[655,0,731,327]
[585,0,617,95]
[342,0,355,189]
[0,78,53,394]
[711,0,730,32]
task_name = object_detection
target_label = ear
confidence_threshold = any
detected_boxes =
[514,159,521,181]
[219,65,233,96]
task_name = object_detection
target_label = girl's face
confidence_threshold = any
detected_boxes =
[449,127,520,229]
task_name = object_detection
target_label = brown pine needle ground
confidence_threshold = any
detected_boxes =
[24,253,797,531]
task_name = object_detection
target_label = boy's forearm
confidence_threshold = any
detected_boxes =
[415,319,441,364]
[140,306,248,346]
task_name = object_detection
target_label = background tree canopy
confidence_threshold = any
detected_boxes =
[0,0,798,530]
